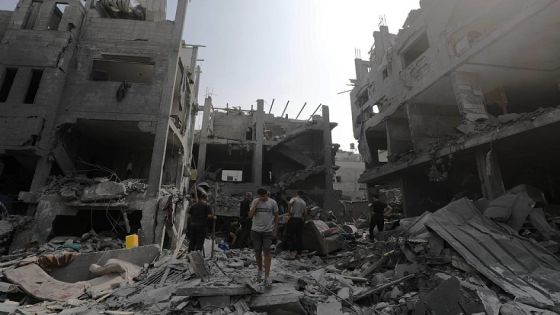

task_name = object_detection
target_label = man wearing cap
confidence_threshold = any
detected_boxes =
[249,188,279,286]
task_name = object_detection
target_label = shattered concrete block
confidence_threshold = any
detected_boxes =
[337,287,350,300]
[250,283,305,315]
[0,301,19,315]
[389,286,403,300]
[199,296,230,308]
[317,297,342,315]
[81,181,126,202]
[497,113,521,124]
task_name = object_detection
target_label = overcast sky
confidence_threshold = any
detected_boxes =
[0,0,420,150]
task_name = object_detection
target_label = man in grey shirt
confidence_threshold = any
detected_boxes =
[249,188,279,286]
[287,191,306,259]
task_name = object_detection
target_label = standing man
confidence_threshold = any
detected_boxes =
[249,188,279,286]
[369,194,392,240]
[236,192,253,248]
[287,191,306,260]
[187,193,214,252]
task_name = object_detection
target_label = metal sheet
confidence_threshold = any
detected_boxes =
[425,198,560,309]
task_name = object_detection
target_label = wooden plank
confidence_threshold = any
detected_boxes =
[175,285,253,297]
[187,251,209,281]
[354,274,416,301]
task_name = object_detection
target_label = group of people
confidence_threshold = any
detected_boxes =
[186,187,307,286]
[187,186,391,286]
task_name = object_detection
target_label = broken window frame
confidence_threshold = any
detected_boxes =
[90,56,155,84]
[48,2,69,31]
[22,0,43,30]
[0,68,18,103]
[23,69,44,104]
[401,31,430,68]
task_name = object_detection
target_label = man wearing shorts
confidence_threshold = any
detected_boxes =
[249,188,279,286]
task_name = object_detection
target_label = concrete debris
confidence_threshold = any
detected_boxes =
[1,187,560,314]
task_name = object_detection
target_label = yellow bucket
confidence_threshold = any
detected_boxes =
[125,234,139,249]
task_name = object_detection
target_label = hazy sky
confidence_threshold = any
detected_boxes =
[0,0,420,150]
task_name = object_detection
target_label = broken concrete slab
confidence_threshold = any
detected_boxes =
[49,245,160,282]
[198,296,231,308]
[250,283,305,315]
[337,287,350,300]
[4,263,88,301]
[0,301,19,315]
[476,287,501,315]
[497,113,521,124]
[81,181,126,202]
[394,263,424,278]
[484,193,533,231]
[529,208,557,240]
[187,251,210,281]
[317,296,342,315]
[422,277,462,315]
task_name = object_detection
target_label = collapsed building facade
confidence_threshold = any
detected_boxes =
[0,0,201,247]
[194,99,339,216]
[350,0,560,216]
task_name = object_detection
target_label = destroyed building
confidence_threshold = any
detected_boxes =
[194,99,339,216]
[350,0,560,216]
[0,0,200,247]
[334,150,366,201]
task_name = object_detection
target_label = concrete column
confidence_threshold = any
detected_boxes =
[6,68,31,104]
[196,97,212,180]
[252,100,264,186]
[33,0,56,31]
[147,0,188,197]
[451,72,489,122]
[321,105,338,211]
[475,148,505,200]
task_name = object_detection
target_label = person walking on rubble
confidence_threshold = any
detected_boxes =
[249,188,279,286]
[287,191,306,260]
[235,192,253,248]
[187,193,215,253]
[369,194,392,240]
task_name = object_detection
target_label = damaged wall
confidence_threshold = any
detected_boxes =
[0,0,201,247]
[195,99,339,211]
[349,0,560,215]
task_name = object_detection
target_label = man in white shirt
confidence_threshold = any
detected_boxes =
[249,188,279,286]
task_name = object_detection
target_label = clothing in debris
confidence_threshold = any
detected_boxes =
[250,198,279,233]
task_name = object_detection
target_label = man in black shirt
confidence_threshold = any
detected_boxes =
[235,192,252,248]
[188,194,213,252]
[369,194,391,240]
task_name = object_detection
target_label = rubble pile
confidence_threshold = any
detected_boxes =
[38,176,148,203]
[1,185,560,314]
[0,216,32,255]
[389,106,560,164]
